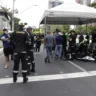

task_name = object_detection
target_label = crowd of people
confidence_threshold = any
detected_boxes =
[44,29,96,63]
[0,25,96,84]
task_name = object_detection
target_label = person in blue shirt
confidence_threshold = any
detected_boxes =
[44,31,55,63]
[0,28,13,69]
[53,32,63,59]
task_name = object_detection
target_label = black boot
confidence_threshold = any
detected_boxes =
[8,56,9,62]
[22,73,28,83]
[11,55,14,60]
[45,58,47,63]
[13,73,18,83]
[47,57,51,63]
[31,63,36,72]
[27,69,31,75]
[23,77,28,83]
[27,65,31,75]
[31,68,35,72]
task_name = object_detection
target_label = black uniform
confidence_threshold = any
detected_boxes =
[26,31,35,74]
[69,34,76,60]
[85,34,89,45]
[79,34,84,43]
[11,29,28,83]
[62,33,67,58]
[78,34,84,55]
[92,31,96,60]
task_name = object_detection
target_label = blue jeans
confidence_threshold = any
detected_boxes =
[54,45,62,58]
[45,46,52,59]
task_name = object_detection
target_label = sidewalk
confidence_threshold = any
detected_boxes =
[0,41,3,54]
[0,48,3,55]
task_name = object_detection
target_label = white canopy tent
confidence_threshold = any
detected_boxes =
[40,1,96,25]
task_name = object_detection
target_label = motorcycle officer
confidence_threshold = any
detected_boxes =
[26,26,35,75]
[11,24,29,83]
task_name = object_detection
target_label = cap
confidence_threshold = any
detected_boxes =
[27,26,32,30]
[58,32,63,35]
[2,27,8,31]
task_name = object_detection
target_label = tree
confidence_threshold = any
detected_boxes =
[62,25,70,32]
[0,6,10,20]
[14,17,21,31]
[75,25,96,34]
[89,2,96,8]
[49,25,70,33]
[9,14,21,31]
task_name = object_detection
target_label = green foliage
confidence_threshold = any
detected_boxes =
[75,25,96,34]
[49,25,70,33]
[89,2,96,8]
[10,17,21,31]
[14,17,21,31]
[62,25,70,32]
[0,46,2,48]
[88,26,96,32]
[0,31,3,35]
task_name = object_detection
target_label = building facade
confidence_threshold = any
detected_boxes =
[0,16,10,30]
[0,8,10,30]
[48,0,63,9]
[76,0,83,4]
[84,0,91,5]
[76,0,91,5]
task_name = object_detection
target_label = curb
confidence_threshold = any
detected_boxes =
[0,48,3,55]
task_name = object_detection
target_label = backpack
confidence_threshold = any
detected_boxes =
[25,31,32,48]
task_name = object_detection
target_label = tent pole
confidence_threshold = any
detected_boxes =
[39,24,40,34]
[44,16,46,36]
[86,24,87,33]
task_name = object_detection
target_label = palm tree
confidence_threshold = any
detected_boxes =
[0,6,21,30]
[0,6,11,20]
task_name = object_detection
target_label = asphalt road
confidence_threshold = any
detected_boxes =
[0,45,96,96]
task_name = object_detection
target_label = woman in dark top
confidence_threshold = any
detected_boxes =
[0,28,13,69]
[35,34,42,54]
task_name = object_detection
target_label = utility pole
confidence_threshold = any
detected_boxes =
[12,0,15,32]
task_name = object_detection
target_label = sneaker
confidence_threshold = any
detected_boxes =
[11,55,14,60]
[35,53,37,55]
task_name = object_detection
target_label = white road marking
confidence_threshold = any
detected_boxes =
[0,71,96,85]
[68,61,87,72]
[5,76,9,78]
